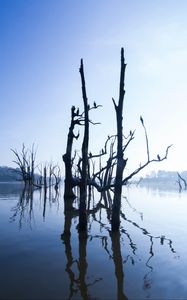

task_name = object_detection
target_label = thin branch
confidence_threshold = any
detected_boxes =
[89,120,101,125]
[122,144,173,184]
[112,98,117,110]
[140,116,150,162]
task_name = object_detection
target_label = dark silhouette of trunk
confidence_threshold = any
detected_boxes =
[63,210,72,237]
[27,166,31,186]
[63,106,78,199]
[49,163,53,190]
[43,167,47,220]
[43,166,47,207]
[177,172,187,190]
[43,166,47,189]
[110,231,128,300]
[112,48,127,231]
[62,47,172,234]
[62,192,79,239]
[30,144,35,185]
[79,59,89,234]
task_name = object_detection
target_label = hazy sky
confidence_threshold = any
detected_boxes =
[1,0,187,175]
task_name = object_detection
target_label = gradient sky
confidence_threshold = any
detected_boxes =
[1,0,187,176]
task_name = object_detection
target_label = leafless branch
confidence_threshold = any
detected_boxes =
[122,144,173,184]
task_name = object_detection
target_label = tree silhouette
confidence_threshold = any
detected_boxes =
[63,47,172,232]
[11,143,37,187]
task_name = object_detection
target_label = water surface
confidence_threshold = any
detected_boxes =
[0,183,187,300]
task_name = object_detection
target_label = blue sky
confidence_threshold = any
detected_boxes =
[1,0,187,175]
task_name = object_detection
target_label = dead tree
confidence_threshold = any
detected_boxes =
[43,166,47,191]
[177,172,187,191]
[51,165,61,191]
[48,161,53,189]
[63,60,101,232]
[111,48,127,231]
[63,106,80,198]
[11,144,28,184]
[11,143,37,187]
[78,59,89,233]
[30,144,37,185]
[63,48,172,232]
[78,60,102,233]
[47,162,61,190]
[92,48,171,230]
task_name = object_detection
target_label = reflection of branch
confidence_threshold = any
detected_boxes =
[62,189,177,299]
[146,236,154,271]
[143,236,154,296]
[123,196,143,221]
[10,187,34,230]
[120,211,176,254]
[91,235,112,259]
[121,228,137,255]
[10,187,59,229]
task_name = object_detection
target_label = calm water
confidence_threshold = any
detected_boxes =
[0,183,187,300]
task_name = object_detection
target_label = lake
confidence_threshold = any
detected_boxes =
[0,182,187,300]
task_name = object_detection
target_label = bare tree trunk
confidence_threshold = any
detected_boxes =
[43,166,47,192]
[79,59,89,233]
[63,106,78,198]
[112,48,127,231]
[177,172,187,190]
[27,166,31,186]
[30,144,35,186]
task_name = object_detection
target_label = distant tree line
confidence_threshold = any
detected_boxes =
[0,166,21,182]
[140,170,187,192]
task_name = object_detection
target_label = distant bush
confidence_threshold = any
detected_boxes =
[0,167,21,182]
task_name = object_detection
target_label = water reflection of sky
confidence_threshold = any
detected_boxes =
[122,186,187,299]
[0,183,187,300]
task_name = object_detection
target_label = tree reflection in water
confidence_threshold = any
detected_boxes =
[61,194,103,300]
[62,189,176,300]
[10,187,34,229]
[9,186,177,299]
[10,185,60,229]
